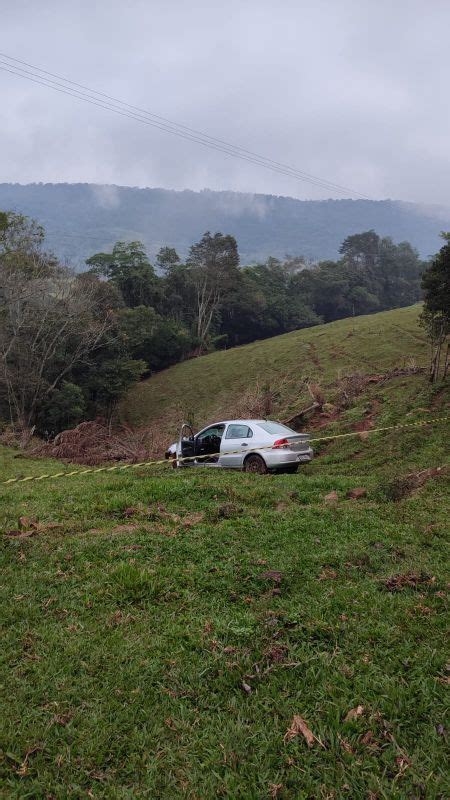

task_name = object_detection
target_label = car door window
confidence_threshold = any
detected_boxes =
[195,425,224,457]
[197,426,224,442]
[225,424,253,439]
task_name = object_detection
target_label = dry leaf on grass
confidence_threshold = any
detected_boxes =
[6,528,38,539]
[110,524,140,535]
[360,730,373,744]
[344,705,364,721]
[269,783,283,798]
[122,506,141,518]
[338,735,355,754]
[88,524,140,536]
[51,713,73,726]
[182,512,205,527]
[15,744,43,776]
[318,568,338,580]
[324,490,338,503]
[346,487,367,499]
[258,570,283,584]
[284,714,323,747]
[264,644,288,663]
[384,572,434,592]
[19,516,38,530]
[6,520,63,539]
[108,610,135,627]
[395,754,411,774]
[154,504,181,524]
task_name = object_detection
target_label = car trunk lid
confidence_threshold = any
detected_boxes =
[272,434,311,451]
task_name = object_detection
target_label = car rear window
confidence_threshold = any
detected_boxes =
[225,424,253,439]
[258,421,297,435]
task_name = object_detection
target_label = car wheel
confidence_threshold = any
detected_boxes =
[244,454,267,474]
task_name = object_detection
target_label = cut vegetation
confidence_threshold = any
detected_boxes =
[1,304,449,798]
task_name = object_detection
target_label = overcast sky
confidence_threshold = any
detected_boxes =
[1,0,449,204]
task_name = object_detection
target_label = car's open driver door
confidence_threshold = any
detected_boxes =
[177,423,196,466]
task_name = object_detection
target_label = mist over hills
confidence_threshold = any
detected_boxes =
[0,182,448,267]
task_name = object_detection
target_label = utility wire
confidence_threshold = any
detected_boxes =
[0,59,353,195]
[0,53,370,199]
[0,51,369,198]
[0,60,340,193]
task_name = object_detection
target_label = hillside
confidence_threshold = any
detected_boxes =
[122,305,433,437]
[1,304,448,797]
[1,182,449,266]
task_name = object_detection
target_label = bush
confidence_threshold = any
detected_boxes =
[37,382,86,436]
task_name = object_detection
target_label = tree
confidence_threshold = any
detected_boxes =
[156,246,180,273]
[0,213,116,429]
[420,233,450,382]
[79,356,146,421]
[377,237,423,309]
[339,230,381,301]
[86,241,161,308]
[339,230,380,270]
[37,381,86,436]
[294,260,359,321]
[186,231,240,349]
[119,306,191,372]
[158,250,195,326]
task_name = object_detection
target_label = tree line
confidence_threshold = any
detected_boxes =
[1,208,443,436]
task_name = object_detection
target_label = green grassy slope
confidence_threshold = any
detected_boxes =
[122,305,429,433]
[1,304,449,798]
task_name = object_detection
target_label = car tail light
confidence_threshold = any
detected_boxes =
[272,438,289,449]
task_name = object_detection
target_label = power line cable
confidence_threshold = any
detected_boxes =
[0,59,353,195]
[0,51,370,198]
[0,53,369,197]
[0,53,370,199]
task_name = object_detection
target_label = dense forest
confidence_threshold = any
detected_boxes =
[0,182,448,266]
[0,207,428,436]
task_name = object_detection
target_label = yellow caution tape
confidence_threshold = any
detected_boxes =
[309,415,450,442]
[1,416,448,487]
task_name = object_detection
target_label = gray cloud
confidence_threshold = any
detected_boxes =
[90,184,121,209]
[1,0,450,204]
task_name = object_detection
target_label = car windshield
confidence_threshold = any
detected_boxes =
[258,421,297,436]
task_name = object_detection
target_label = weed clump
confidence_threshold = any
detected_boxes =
[383,572,434,592]
[380,465,449,501]
[208,502,243,521]
[107,563,161,603]
[381,475,418,502]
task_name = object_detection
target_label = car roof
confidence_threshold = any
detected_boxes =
[206,419,267,426]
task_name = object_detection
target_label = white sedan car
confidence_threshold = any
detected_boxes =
[165,419,313,474]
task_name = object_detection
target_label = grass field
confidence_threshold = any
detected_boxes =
[1,305,449,799]
[121,305,430,432]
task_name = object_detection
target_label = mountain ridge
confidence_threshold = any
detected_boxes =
[0,182,448,267]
